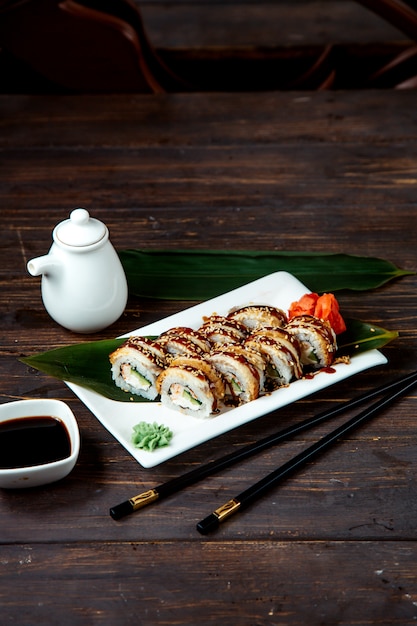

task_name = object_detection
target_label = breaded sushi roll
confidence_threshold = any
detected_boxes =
[157,335,205,361]
[158,327,211,354]
[214,343,267,391]
[228,305,287,330]
[208,349,261,405]
[245,328,302,387]
[156,358,222,418]
[286,314,337,368]
[109,336,167,400]
[166,355,226,403]
[199,315,248,346]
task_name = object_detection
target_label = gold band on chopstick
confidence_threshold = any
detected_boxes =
[130,489,159,511]
[213,498,241,522]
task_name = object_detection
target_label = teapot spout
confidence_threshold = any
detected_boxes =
[27,255,61,277]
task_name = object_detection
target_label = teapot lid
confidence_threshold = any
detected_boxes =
[54,208,107,247]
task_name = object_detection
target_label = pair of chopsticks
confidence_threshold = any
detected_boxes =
[110,370,417,533]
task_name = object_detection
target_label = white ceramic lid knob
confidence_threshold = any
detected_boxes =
[71,208,90,225]
[54,208,108,247]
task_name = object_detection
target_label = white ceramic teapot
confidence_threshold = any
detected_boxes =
[27,208,128,333]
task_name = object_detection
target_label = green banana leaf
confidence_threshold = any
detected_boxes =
[20,320,398,403]
[119,250,413,300]
[336,320,399,356]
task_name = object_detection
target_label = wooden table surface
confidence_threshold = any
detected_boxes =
[1,88,417,625]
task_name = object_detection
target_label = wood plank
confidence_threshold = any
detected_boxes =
[0,145,416,267]
[1,541,417,625]
[2,91,417,147]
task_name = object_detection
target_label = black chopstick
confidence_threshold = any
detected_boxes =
[110,370,417,521]
[196,372,417,534]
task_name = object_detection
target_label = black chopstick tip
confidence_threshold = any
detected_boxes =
[110,500,134,520]
[197,513,219,535]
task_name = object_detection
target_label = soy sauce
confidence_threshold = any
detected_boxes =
[0,416,71,469]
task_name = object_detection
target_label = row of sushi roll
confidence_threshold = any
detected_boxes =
[109,295,346,419]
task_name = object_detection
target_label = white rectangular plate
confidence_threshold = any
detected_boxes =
[67,272,387,468]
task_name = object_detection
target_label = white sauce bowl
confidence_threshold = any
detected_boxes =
[0,399,80,488]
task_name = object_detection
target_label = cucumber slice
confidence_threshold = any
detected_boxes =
[230,378,243,393]
[183,389,202,406]
[266,364,279,378]
[131,368,151,389]
[307,349,319,363]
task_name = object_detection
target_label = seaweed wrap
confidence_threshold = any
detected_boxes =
[109,336,167,400]
[286,314,337,368]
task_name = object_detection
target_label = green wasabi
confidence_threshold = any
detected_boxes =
[131,421,173,452]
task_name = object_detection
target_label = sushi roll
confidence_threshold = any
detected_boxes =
[199,315,248,346]
[158,327,211,354]
[157,334,205,361]
[228,305,287,330]
[207,349,261,405]
[156,356,223,418]
[214,343,267,391]
[286,314,337,368]
[245,328,302,388]
[109,336,167,400]
[165,355,225,403]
